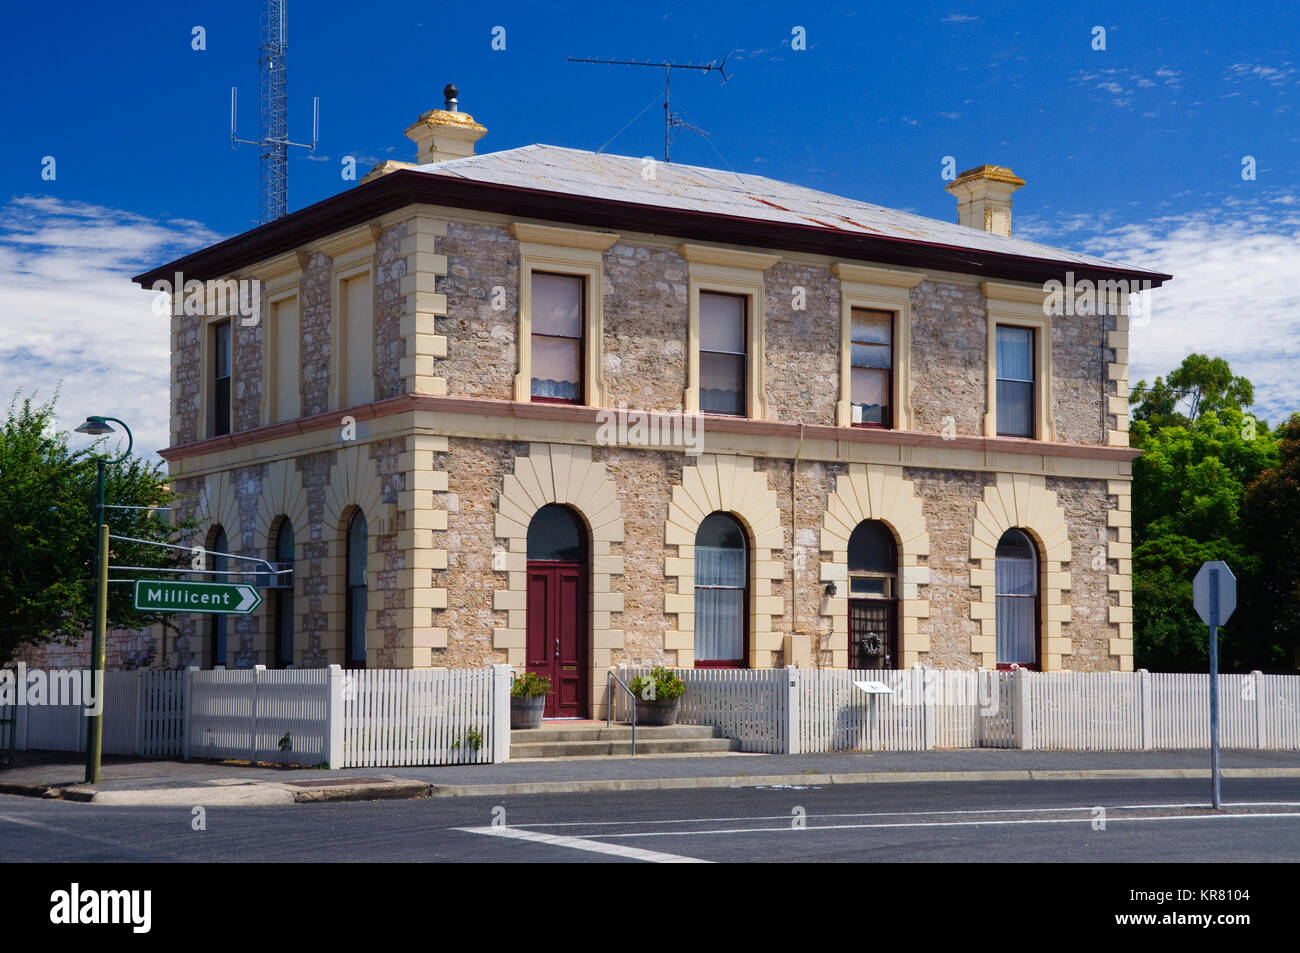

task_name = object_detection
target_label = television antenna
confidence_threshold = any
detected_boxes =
[230,0,319,223]
[566,55,730,163]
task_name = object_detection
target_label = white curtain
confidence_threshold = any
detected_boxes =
[694,545,745,661]
[996,550,1037,664]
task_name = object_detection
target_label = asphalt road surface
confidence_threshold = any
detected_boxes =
[2,777,1299,863]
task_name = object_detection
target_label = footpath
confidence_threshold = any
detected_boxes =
[2,748,1299,806]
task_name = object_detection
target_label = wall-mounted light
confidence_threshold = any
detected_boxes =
[824,581,837,597]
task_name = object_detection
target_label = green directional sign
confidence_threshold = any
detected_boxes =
[134,579,263,615]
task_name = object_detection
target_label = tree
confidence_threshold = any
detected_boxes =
[1128,357,1278,671]
[0,394,184,665]
[1241,414,1300,669]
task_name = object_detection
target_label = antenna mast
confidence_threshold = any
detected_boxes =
[231,0,319,223]
[566,55,729,163]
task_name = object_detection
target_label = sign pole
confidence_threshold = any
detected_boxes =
[1208,568,1221,810]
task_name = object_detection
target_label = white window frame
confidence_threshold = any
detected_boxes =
[983,281,1055,441]
[831,263,924,430]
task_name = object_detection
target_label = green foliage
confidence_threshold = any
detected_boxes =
[1241,414,1300,669]
[0,393,187,664]
[278,732,293,753]
[630,666,685,702]
[1128,358,1285,671]
[510,671,552,698]
[465,728,483,751]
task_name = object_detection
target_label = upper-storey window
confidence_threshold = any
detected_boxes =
[530,272,584,404]
[699,291,747,417]
[850,308,893,428]
[212,321,232,437]
[995,325,1035,438]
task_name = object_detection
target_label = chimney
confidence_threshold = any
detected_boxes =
[403,83,488,165]
[944,165,1025,237]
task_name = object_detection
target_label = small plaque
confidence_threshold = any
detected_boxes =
[854,680,894,695]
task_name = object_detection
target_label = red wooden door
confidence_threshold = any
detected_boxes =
[526,562,587,718]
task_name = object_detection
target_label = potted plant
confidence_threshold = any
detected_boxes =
[630,667,685,726]
[510,672,551,729]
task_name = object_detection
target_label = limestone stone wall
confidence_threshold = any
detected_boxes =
[908,281,988,437]
[763,262,839,426]
[300,252,333,418]
[374,223,408,401]
[435,222,518,401]
[1049,475,1119,671]
[1052,311,1107,445]
[602,242,688,412]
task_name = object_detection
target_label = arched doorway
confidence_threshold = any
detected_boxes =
[847,519,898,669]
[526,505,589,718]
[995,528,1040,669]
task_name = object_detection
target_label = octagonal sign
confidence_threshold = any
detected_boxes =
[1193,561,1236,627]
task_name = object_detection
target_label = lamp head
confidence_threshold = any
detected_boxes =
[75,416,115,436]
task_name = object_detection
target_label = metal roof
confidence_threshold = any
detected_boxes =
[415,144,1152,275]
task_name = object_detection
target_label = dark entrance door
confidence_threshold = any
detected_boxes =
[526,563,586,717]
[849,598,896,670]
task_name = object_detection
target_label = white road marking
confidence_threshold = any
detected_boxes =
[453,825,710,863]
[517,801,1300,829]
[592,810,1300,839]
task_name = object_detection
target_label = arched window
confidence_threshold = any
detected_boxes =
[208,526,228,669]
[527,504,585,562]
[847,520,898,669]
[694,513,748,668]
[345,510,368,669]
[272,520,295,669]
[996,528,1040,669]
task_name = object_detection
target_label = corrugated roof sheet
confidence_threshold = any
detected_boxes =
[415,144,1148,274]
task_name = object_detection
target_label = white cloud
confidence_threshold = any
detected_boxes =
[0,197,221,462]
[1023,192,1300,425]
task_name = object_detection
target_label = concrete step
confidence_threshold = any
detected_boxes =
[510,724,717,745]
[509,736,740,759]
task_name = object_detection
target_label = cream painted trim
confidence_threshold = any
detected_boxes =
[663,454,785,669]
[983,281,1056,441]
[321,444,388,668]
[492,444,625,719]
[397,214,449,396]
[510,222,619,251]
[254,459,311,666]
[330,259,376,411]
[1107,300,1131,446]
[969,473,1073,670]
[832,263,924,430]
[193,469,243,550]
[818,464,930,668]
[682,250,780,419]
[1106,477,1134,670]
[397,432,450,667]
[246,249,310,285]
[315,223,382,262]
[511,229,613,407]
[260,285,302,427]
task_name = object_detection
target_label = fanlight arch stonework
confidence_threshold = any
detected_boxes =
[254,459,311,664]
[818,464,931,668]
[493,443,625,716]
[663,454,785,669]
[969,473,1073,670]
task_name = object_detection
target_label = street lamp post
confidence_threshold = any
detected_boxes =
[73,415,133,784]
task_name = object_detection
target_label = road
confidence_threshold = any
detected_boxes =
[2,777,1299,863]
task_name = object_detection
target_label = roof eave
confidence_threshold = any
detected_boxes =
[133,170,1173,288]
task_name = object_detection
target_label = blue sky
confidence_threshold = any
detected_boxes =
[1,0,1297,456]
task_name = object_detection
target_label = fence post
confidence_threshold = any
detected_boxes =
[1137,668,1153,751]
[134,669,145,757]
[785,666,801,755]
[250,665,266,763]
[1013,667,1033,750]
[915,666,934,750]
[1250,670,1265,749]
[325,665,344,769]
[182,666,197,761]
[491,664,512,763]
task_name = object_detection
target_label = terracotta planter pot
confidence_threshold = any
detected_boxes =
[635,697,681,726]
[511,695,546,729]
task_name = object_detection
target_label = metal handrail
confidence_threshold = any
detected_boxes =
[607,669,638,755]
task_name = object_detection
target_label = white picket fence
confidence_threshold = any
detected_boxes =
[613,666,1300,754]
[340,668,502,767]
[3,670,184,757]
[1,664,511,768]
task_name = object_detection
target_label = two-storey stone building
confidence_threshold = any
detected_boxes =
[134,89,1168,718]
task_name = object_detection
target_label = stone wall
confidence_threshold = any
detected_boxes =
[602,242,688,412]
[908,281,988,437]
[763,262,840,426]
[435,223,518,401]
